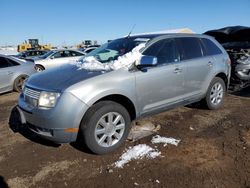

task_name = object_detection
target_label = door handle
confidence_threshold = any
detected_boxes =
[207,61,213,67]
[173,68,182,74]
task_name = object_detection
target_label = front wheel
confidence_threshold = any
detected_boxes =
[13,75,28,92]
[79,101,131,154]
[203,77,226,110]
[35,64,45,72]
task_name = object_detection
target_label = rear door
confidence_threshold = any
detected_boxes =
[175,37,214,98]
[135,38,186,115]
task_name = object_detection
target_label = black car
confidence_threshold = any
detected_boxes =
[204,26,250,90]
[14,50,49,59]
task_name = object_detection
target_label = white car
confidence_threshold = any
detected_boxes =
[30,49,85,71]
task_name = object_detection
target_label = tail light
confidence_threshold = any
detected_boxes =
[226,58,231,65]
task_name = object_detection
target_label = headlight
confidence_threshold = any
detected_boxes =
[38,91,60,108]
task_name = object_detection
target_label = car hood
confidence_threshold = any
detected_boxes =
[26,64,107,91]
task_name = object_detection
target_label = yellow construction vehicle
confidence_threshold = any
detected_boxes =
[17,39,52,52]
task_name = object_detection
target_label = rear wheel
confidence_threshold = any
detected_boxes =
[203,77,226,110]
[79,101,131,154]
[13,75,28,92]
[35,64,45,72]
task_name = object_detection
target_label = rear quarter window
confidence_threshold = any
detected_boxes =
[201,38,222,56]
[176,37,203,60]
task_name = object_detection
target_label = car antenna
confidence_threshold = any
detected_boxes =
[127,24,136,38]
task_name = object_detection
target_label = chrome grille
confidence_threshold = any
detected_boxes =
[24,87,40,99]
[24,87,40,107]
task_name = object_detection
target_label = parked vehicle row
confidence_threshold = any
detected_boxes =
[17,33,231,154]
[14,50,49,59]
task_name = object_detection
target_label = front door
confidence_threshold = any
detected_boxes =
[135,38,186,115]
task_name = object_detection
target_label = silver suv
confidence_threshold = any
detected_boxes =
[18,34,231,154]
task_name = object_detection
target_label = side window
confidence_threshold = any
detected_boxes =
[64,51,71,57]
[201,38,222,56]
[53,51,63,58]
[0,57,11,68]
[143,39,179,64]
[7,58,20,66]
[70,51,83,56]
[29,51,35,56]
[85,49,93,53]
[40,51,47,55]
[176,37,203,60]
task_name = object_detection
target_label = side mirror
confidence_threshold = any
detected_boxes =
[137,55,157,69]
[50,56,54,59]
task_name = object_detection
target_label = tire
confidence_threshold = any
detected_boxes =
[203,77,226,110]
[79,101,131,154]
[13,75,28,92]
[35,64,45,72]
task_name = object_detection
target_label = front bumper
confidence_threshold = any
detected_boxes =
[18,92,89,143]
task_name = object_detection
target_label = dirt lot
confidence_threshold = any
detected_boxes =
[0,88,250,188]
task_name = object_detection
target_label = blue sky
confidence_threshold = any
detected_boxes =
[1,0,249,46]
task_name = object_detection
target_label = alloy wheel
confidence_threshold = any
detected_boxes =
[210,82,224,105]
[94,112,125,147]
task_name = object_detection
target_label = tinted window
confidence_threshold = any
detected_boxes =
[53,51,63,58]
[7,58,19,66]
[40,51,48,55]
[0,57,11,68]
[176,37,203,60]
[70,51,83,56]
[85,48,95,53]
[143,39,179,64]
[53,51,70,58]
[201,38,222,56]
[64,51,71,57]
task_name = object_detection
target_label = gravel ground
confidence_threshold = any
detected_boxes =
[0,88,249,188]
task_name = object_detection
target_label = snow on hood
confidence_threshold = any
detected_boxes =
[76,43,145,71]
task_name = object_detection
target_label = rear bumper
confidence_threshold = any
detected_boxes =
[18,92,89,143]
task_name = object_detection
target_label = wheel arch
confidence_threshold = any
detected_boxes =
[35,64,45,71]
[215,72,229,89]
[93,94,137,121]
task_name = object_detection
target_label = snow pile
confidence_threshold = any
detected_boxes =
[76,43,145,71]
[114,144,161,168]
[151,135,181,147]
[0,47,18,55]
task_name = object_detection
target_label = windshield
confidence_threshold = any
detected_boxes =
[39,51,55,59]
[85,37,151,63]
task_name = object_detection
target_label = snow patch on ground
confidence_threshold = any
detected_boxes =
[151,135,181,146]
[114,144,161,168]
[76,43,145,71]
